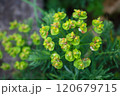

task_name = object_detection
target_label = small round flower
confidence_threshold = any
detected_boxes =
[9,47,21,57]
[76,20,84,27]
[92,17,102,26]
[78,23,87,33]
[51,26,59,35]
[53,12,66,21]
[14,61,28,70]
[82,58,91,68]
[71,36,80,45]
[3,42,12,52]
[62,19,76,30]
[66,32,80,45]
[19,52,29,60]
[90,36,102,51]
[2,37,11,46]
[22,46,31,53]
[59,38,70,51]
[51,52,60,61]
[90,42,100,51]
[59,38,68,46]
[20,46,31,60]
[18,23,31,33]
[9,20,18,30]
[43,37,55,51]
[74,59,84,70]
[92,36,102,44]
[16,39,25,46]
[73,9,87,19]
[65,51,75,62]
[93,24,104,34]
[52,60,63,69]
[9,33,22,41]
[92,17,104,34]
[61,44,70,52]
[31,32,40,45]
[66,32,75,41]
[73,49,81,59]
[0,63,10,71]
[39,26,49,39]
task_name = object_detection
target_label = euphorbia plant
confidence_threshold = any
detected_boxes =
[39,9,104,70]
[0,9,104,72]
[0,20,40,71]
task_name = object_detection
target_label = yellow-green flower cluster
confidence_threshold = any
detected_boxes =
[72,9,88,33]
[65,51,75,62]
[9,33,25,46]
[19,47,31,60]
[59,38,70,52]
[0,63,10,71]
[39,26,49,39]
[59,32,80,52]
[77,20,87,33]
[2,38,12,53]
[43,37,55,51]
[9,47,21,57]
[53,12,66,22]
[50,52,63,69]
[18,23,31,33]
[65,49,81,62]
[92,17,104,33]
[74,58,91,70]
[73,9,87,19]
[9,20,18,30]
[1,33,25,57]
[62,19,76,30]
[66,32,80,45]
[90,36,102,51]
[14,61,28,70]
[0,20,33,71]
[38,10,104,70]
[51,22,60,35]
[31,32,40,45]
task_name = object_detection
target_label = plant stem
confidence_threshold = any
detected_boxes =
[96,50,120,55]
[23,0,44,13]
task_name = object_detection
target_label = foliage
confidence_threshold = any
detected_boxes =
[0,0,119,80]
[45,0,104,17]
[0,18,40,71]
[21,0,117,80]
